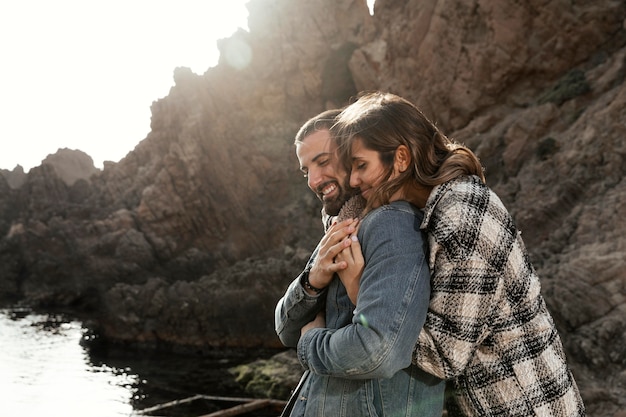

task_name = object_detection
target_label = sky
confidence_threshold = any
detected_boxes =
[0,1,250,172]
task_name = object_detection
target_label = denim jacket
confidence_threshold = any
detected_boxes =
[275,201,444,417]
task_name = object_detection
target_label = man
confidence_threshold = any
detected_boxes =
[274,110,444,417]
[292,109,362,297]
[294,109,355,222]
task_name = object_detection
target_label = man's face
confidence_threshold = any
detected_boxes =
[296,129,354,216]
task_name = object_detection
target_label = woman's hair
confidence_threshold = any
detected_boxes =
[294,108,343,145]
[333,91,485,209]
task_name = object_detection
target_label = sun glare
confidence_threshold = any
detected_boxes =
[0,0,249,172]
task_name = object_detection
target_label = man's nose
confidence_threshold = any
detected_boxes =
[307,167,323,191]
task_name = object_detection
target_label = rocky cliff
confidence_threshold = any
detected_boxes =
[0,0,624,414]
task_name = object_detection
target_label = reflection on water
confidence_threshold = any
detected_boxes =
[0,309,136,417]
[0,309,279,417]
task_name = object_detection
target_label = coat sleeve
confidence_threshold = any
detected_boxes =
[413,188,510,378]
[297,205,431,379]
[275,244,326,348]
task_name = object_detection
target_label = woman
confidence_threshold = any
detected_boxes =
[332,91,585,416]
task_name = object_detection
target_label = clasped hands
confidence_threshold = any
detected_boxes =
[301,218,364,336]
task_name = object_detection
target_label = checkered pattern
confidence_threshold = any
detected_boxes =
[413,175,585,416]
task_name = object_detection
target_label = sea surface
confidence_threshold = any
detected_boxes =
[0,309,279,417]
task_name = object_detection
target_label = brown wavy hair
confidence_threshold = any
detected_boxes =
[333,91,485,210]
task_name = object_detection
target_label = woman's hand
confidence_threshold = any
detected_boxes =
[336,230,364,305]
[306,218,359,294]
[301,310,326,336]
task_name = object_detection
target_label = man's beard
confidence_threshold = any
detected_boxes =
[321,183,358,216]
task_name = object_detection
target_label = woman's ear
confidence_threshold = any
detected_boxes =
[394,145,411,173]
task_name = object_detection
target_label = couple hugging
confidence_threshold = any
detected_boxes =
[275,91,585,417]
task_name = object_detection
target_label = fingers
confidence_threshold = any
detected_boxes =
[336,236,364,306]
[336,236,361,267]
[327,237,355,267]
[309,218,360,289]
[323,219,359,254]
[322,218,359,246]
[349,235,363,264]
[315,218,358,264]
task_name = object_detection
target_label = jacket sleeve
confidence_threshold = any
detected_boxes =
[413,188,508,378]
[275,244,326,348]
[297,205,431,379]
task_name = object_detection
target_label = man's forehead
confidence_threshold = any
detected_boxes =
[302,129,334,150]
[296,130,337,161]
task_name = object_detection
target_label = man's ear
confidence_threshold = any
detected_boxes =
[394,145,411,173]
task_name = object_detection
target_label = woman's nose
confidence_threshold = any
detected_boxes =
[349,172,359,188]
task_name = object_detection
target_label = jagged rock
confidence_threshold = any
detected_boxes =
[98,251,312,350]
[0,164,27,189]
[41,148,99,186]
[0,0,624,414]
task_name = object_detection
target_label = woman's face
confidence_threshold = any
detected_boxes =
[348,138,391,201]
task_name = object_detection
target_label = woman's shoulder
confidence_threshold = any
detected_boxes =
[363,200,423,224]
[442,174,488,198]
[359,201,423,237]
[423,175,498,232]
[359,201,425,249]
[422,176,512,233]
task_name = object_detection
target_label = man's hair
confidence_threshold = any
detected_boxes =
[294,108,343,145]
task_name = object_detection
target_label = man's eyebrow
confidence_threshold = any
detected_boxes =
[311,152,332,163]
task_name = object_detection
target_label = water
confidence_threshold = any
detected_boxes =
[0,310,136,416]
[0,309,281,417]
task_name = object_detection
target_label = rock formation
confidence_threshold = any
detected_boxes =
[41,148,99,186]
[0,0,624,414]
[0,165,27,189]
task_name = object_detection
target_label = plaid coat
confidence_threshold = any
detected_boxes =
[413,175,585,416]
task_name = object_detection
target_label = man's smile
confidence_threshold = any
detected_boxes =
[317,181,340,201]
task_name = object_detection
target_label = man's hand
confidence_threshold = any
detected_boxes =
[306,218,359,294]
[336,232,364,305]
[301,310,326,336]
